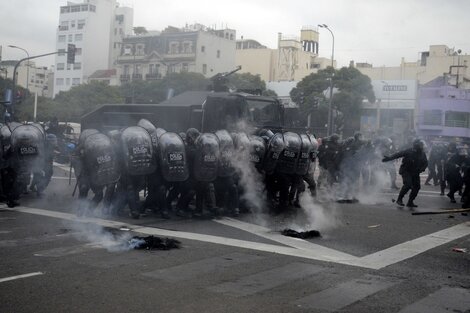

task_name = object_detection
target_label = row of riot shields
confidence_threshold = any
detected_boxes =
[78,120,320,191]
[0,122,50,206]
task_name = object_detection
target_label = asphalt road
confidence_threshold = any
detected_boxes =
[0,165,469,313]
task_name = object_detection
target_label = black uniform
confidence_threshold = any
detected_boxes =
[382,139,428,207]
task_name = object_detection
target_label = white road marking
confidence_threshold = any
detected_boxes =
[0,272,44,283]
[216,218,356,261]
[5,206,470,270]
[53,162,72,172]
[51,176,76,180]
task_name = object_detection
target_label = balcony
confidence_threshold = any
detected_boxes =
[120,74,130,82]
[145,73,162,80]
[132,74,143,80]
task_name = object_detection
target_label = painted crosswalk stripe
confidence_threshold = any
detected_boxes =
[208,262,323,297]
[294,275,402,311]
[398,287,470,313]
[142,252,263,283]
[34,243,101,257]
[0,272,44,283]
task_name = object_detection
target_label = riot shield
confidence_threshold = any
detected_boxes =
[83,133,120,186]
[78,129,100,149]
[159,132,189,182]
[296,134,315,176]
[10,124,46,172]
[137,119,159,150]
[249,135,266,171]
[193,133,220,182]
[215,130,235,177]
[121,126,156,176]
[263,132,285,174]
[276,132,301,174]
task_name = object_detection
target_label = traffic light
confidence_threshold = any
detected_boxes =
[67,44,76,64]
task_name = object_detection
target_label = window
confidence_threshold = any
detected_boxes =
[56,78,64,86]
[71,5,80,12]
[136,44,145,55]
[56,63,65,70]
[75,34,83,41]
[90,5,96,12]
[72,78,80,85]
[71,20,75,28]
[123,65,129,75]
[445,111,468,128]
[77,19,85,29]
[201,45,205,53]
[73,62,81,70]
[60,7,70,14]
[81,5,88,11]
[169,42,179,54]
[217,50,220,58]
[66,78,70,85]
[67,64,71,70]
[68,34,73,42]
[183,42,192,53]
[202,64,207,74]
[75,48,82,55]
[182,63,189,72]
[134,64,141,74]
[58,49,66,56]
[59,21,68,31]
[58,35,66,42]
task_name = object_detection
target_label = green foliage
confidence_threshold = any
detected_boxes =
[51,81,123,122]
[290,66,375,131]
[133,26,148,35]
[227,73,266,93]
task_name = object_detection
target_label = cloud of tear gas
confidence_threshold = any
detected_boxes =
[230,136,266,216]
[65,220,134,252]
[295,192,340,232]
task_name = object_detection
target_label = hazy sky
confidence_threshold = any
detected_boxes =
[1,0,469,69]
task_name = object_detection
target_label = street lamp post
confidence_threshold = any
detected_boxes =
[8,45,30,90]
[318,24,335,136]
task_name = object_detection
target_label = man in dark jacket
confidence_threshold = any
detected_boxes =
[382,139,428,208]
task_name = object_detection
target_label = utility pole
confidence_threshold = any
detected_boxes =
[318,24,335,136]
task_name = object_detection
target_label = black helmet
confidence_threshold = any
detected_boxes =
[186,128,200,144]
[413,139,424,151]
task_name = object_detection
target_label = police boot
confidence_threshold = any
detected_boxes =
[447,193,456,203]
[395,198,404,207]
[406,201,418,208]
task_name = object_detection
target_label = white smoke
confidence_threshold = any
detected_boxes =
[65,220,133,252]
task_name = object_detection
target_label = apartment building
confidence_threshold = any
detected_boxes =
[115,24,236,84]
[235,27,333,82]
[53,0,133,96]
[0,60,50,97]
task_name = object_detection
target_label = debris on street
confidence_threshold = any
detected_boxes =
[128,235,181,250]
[281,229,321,239]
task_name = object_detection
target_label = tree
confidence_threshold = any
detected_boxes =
[290,66,375,134]
[120,72,209,104]
[227,72,264,94]
[133,26,148,35]
[52,81,124,121]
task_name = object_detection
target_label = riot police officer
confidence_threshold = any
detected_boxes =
[382,139,428,208]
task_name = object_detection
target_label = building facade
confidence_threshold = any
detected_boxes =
[416,77,470,143]
[235,27,333,82]
[115,24,236,84]
[0,60,50,97]
[361,80,417,143]
[53,0,133,96]
[356,45,470,87]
